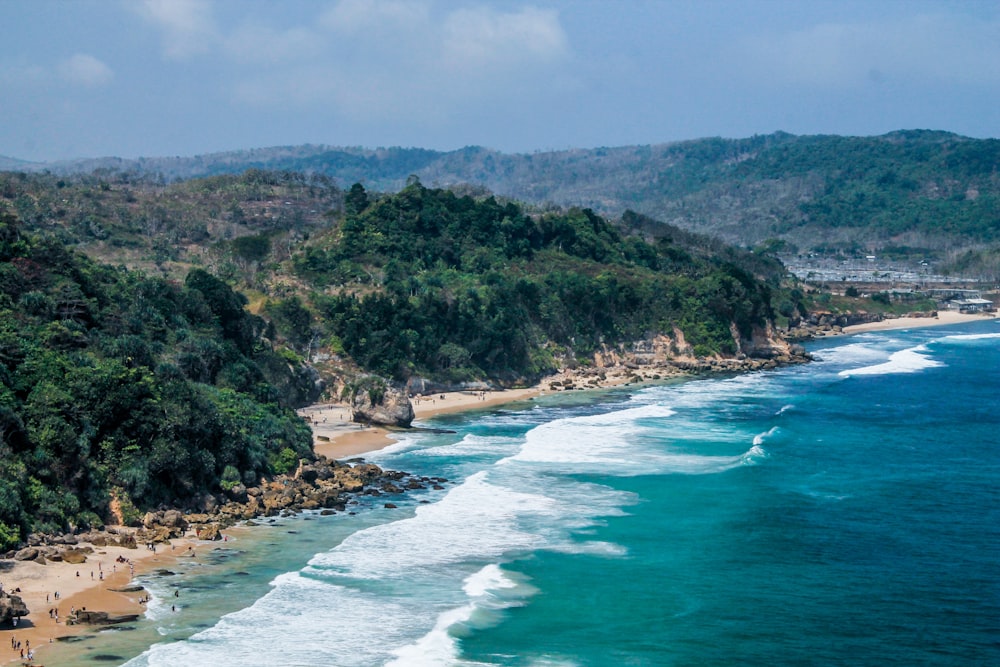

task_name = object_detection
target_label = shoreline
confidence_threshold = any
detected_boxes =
[841,310,997,334]
[303,311,1000,461]
[303,388,545,461]
[7,312,995,663]
[1,534,197,666]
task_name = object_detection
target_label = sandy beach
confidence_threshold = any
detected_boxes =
[301,387,545,460]
[1,535,198,666]
[841,310,997,334]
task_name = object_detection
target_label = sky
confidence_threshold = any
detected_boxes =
[1,0,998,162]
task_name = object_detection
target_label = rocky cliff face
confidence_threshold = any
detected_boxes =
[585,323,806,369]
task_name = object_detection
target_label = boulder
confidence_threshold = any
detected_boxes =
[61,548,89,564]
[160,509,187,530]
[13,547,39,561]
[0,590,28,624]
[195,523,221,541]
[351,383,414,427]
[225,484,248,503]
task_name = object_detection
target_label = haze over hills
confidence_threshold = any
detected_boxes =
[4,130,999,277]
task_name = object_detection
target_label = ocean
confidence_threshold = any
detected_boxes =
[52,320,999,666]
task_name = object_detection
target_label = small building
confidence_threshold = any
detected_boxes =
[948,298,995,313]
[928,288,982,301]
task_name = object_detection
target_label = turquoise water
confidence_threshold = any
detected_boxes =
[57,321,1000,666]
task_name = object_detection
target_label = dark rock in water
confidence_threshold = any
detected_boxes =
[384,503,398,509]
[108,585,145,593]
[67,610,140,626]
[91,654,125,661]
[234,571,250,576]
[154,569,175,576]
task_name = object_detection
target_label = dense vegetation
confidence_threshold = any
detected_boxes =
[288,181,786,381]
[0,214,313,548]
[9,131,998,275]
[0,168,342,281]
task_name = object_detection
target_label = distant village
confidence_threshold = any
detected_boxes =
[783,255,997,313]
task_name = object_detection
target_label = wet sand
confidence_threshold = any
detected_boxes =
[842,310,997,334]
[1,537,196,666]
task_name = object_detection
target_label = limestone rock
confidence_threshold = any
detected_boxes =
[0,590,28,624]
[351,383,414,427]
[13,547,38,561]
[195,523,221,541]
[61,548,89,564]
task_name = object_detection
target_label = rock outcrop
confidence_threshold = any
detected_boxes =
[66,609,140,626]
[351,384,414,427]
[0,589,28,625]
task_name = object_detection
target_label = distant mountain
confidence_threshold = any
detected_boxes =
[6,130,1000,272]
[0,155,41,171]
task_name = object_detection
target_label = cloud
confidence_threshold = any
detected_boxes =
[232,1,572,125]
[134,0,216,59]
[441,6,568,70]
[58,54,114,87]
[745,13,1000,88]
[223,24,324,65]
[320,0,429,34]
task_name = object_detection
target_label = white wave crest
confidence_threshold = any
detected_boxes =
[838,344,944,377]
[307,472,557,579]
[753,426,779,446]
[941,332,1000,342]
[387,564,537,667]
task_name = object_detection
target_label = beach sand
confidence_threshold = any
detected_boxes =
[841,310,997,334]
[304,387,544,461]
[1,537,196,666]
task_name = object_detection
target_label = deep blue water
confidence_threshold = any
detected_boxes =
[59,321,1000,666]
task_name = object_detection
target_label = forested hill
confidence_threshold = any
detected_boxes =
[0,169,811,542]
[9,131,999,271]
[0,213,314,548]
[288,182,798,384]
[0,169,798,382]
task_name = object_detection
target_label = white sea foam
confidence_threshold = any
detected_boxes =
[415,433,523,459]
[752,426,779,446]
[776,404,794,416]
[463,563,520,597]
[384,602,476,667]
[500,400,765,476]
[131,573,428,666]
[387,564,536,667]
[307,472,558,579]
[838,344,944,377]
[809,339,895,367]
[548,540,628,557]
[499,403,676,469]
[940,332,1000,342]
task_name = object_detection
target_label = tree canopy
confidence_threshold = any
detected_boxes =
[0,213,312,546]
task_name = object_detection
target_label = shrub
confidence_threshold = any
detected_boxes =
[269,447,300,475]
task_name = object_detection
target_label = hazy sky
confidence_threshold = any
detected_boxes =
[2,0,998,161]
